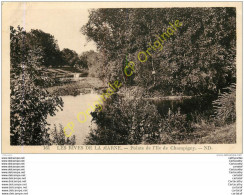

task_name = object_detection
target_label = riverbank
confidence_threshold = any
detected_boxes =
[197,123,236,144]
[43,66,88,78]
[177,122,236,144]
[45,72,235,144]
[46,77,106,96]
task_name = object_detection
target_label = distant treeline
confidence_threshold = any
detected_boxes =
[10,26,104,76]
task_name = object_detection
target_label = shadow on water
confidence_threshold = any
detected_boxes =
[151,95,217,121]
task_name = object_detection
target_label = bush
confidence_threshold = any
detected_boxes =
[85,95,162,145]
[159,109,194,144]
[50,124,76,145]
[10,72,63,145]
[213,84,236,125]
[85,95,195,145]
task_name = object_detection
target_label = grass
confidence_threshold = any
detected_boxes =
[169,120,236,144]
[197,123,236,144]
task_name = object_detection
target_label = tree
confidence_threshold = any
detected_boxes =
[10,26,64,145]
[11,27,64,69]
[61,48,79,67]
[79,50,105,78]
[82,8,236,96]
[27,29,63,67]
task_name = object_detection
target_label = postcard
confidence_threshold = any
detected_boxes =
[2,2,242,153]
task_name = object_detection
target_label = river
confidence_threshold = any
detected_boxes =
[47,93,101,144]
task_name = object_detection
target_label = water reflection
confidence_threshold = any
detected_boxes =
[152,95,216,119]
[47,93,101,144]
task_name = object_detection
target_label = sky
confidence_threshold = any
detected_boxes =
[9,3,97,54]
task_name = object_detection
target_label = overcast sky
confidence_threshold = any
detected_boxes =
[9,3,97,54]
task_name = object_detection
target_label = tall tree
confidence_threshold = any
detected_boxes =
[61,48,79,67]
[82,8,236,96]
[27,29,63,67]
[79,50,105,78]
[10,26,63,145]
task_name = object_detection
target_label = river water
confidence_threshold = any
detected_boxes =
[47,93,101,144]
[153,95,215,117]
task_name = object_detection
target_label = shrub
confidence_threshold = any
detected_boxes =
[85,95,162,145]
[159,108,194,144]
[213,84,236,125]
[50,124,76,145]
[85,95,195,145]
[10,72,64,145]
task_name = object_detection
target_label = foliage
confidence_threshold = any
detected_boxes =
[50,125,76,145]
[159,109,194,144]
[10,73,63,145]
[11,26,64,69]
[10,26,43,74]
[85,95,195,145]
[80,50,105,78]
[61,48,79,67]
[51,83,81,96]
[27,29,64,67]
[198,123,236,144]
[85,95,162,145]
[82,8,236,96]
[60,48,103,71]
[10,26,64,88]
[213,84,236,125]
[82,8,237,144]
[10,26,64,145]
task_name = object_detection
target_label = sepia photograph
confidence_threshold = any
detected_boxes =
[2,2,242,153]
